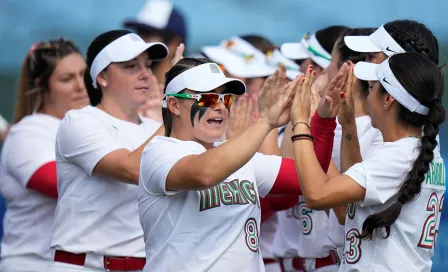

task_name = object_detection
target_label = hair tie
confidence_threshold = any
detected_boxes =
[28,42,41,56]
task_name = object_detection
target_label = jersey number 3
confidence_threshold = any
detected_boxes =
[418,192,444,249]
[244,218,259,252]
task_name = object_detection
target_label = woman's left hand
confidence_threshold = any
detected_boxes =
[290,65,315,125]
[338,62,357,127]
[316,63,349,119]
[139,75,164,122]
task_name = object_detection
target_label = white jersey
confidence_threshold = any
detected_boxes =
[328,116,383,251]
[51,106,160,257]
[259,215,278,259]
[340,137,445,271]
[138,136,282,272]
[0,114,60,262]
[272,116,382,259]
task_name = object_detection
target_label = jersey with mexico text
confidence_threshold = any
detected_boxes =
[51,106,160,263]
[0,114,60,263]
[138,136,282,272]
[340,137,445,271]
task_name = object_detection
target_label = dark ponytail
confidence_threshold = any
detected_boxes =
[359,52,445,239]
[163,57,212,136]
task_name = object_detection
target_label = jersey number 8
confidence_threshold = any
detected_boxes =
[244,218,259,252]
[418,192,444,250]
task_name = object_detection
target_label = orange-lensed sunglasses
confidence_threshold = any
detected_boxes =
[166,93,235,108]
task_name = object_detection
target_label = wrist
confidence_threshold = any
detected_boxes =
[342,123,357,134]
[257,117,274,133]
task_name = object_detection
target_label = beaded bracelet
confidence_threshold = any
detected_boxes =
[292,121,310,132]
[291,134,314,142]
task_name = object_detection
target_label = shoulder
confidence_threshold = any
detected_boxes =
[7,114,60,142]
[60,106,110,131]
[145,136,206,154]
[140,116,162,131]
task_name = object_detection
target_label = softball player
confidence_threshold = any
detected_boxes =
[138,59,338,271]
[291,53,445,271]
[0,39,88,272]
[47,30,168,272]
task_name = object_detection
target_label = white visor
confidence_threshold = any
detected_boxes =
[354,58,429,115]
[280,33,332,69]
[266,49,302,80]
[344,25,406,57]
[163,63,246,107]
[90,33,169,88]
[201,37,275,78]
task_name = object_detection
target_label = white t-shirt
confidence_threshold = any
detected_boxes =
[0,114,60,261]
[272,116,383,259]
[50,106,160,257]
[328,116,383,251]
[138,136,282,272]
[340,137,445,271]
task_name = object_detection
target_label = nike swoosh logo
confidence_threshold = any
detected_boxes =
[385,47,396,53]
[383,77,391,85]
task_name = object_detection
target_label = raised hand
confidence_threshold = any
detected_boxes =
[171,43,185,67]
[290,65,315,125]
[226,94,255,139]
[311,70,329,98]
[139,75,164,122]
[316,63,349,119]
[338,62,356,126]
[258,63,287,116]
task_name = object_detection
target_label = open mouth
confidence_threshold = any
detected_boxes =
[207,117,223,125]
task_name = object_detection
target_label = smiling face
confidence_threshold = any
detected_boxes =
[100,52,152,108]
[169,86,233,146]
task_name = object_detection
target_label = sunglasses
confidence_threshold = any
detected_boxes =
[166,93,236,108]
[301,33,332,61]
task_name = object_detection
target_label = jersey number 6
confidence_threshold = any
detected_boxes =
[418,192,444,250]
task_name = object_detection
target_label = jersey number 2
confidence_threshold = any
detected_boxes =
[244,218,259,252]
[418,192,444,249]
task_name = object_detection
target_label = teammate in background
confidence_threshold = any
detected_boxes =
[48,30,171,272]
[292,53,445,271]
[0,39,89,272]
[138,59,344,271]
[281,26,349,78]
[0,114,9,143]
[124,0,187,85]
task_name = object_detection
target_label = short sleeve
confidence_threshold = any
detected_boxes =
[5,131,56,187]
[344,145,412,207]
[250,153,282,197]
[140,138,203,195]
[360,128,383,158]
[56,111,123,176]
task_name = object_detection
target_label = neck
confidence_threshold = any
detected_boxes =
[380,119,422,142]
[98,96,140,124]
[354,90,369,118]
[39,106,63,120]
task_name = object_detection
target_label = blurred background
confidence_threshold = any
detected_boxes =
[0,0,447,270]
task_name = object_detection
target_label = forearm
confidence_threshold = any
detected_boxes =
[258,128,280,156]
[280,122,294,159]
[340,124,362,173]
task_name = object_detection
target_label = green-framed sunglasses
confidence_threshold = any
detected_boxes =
[166,93,236,108]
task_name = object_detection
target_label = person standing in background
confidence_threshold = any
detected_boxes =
[0,39,89,272]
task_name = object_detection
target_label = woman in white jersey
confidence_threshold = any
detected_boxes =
[292,52,445,271]
[0,39,89,272]
[138,58,343,271]
[47,30,170,272]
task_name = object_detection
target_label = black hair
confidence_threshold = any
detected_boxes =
[162,57,212,136]
[334,28,376,93]
[315,25,350,55]
[84,30,132,106]
[15,39,81,123]
[384,20,439,65]
[240,35,276,54]
[360,52,445,240]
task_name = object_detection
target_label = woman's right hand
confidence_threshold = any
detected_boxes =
[316,63,349,119]
[171,43,184,67]
[259,65,300,129]
[338,62,356,127]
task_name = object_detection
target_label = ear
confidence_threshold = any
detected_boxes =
[382,92,396,111]
[97,71,108,88]
[167,97,181,116]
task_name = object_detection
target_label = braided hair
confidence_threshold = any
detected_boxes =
[359,52,445,239]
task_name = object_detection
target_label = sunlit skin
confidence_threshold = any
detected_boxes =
[40,53,89,119]
[169,86,233,150]
[365,81,385,129]
[97,53,153,124]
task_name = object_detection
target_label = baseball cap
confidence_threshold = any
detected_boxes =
[281,32,332,69]
[164,63,246,97]
[265,49,301,80]
[344,25,406,57]
[201,37,275,78]
[124,0,187,41]
[354,57,429,115]
[90,33,168,89]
